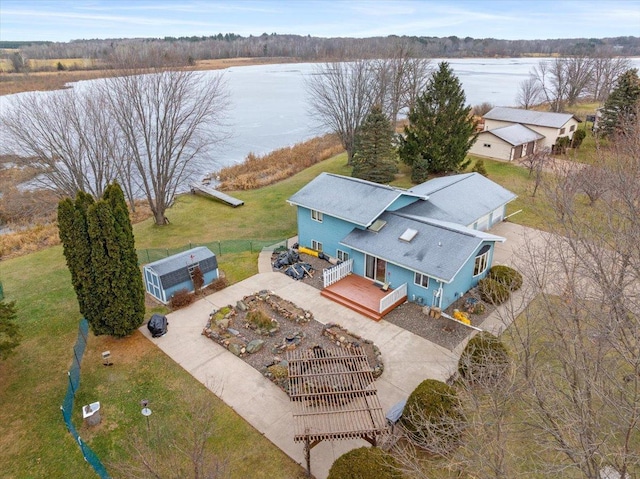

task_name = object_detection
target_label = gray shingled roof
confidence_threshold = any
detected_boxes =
[484,107,580,128]
[341,212,504,283]
[403,173,516,226]
[484,124,544,145]
[287,172,425,227]
[145,246,218,289]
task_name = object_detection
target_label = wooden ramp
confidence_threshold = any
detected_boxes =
[189,183,244,207]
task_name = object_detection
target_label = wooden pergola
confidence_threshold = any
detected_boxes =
[287,346,388,475]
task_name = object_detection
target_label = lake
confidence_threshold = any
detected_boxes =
[1,57,639,175]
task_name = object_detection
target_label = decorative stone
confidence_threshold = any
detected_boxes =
[228,343,243,356]
[246,339,265,354]
[236,300,248,311]
[227,327,240,336]
[216,317,230,330]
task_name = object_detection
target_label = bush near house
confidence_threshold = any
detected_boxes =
[328,447,404,479]
[489,265,523,292]
[458,331,510,386]
[169,288,195,309]
[478,277,510,305]
[400,379,464,453]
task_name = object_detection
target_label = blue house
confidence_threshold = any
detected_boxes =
[143,246,219,304]
[287,173,515,319]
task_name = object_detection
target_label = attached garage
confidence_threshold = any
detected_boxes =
[470,124,544,162]
[143,246,219,304]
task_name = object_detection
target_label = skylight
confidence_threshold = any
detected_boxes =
[399,228,418,242]
[368,219,387,232]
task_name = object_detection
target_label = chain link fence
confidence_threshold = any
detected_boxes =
[137,238,287,265]
[61,319,110,479]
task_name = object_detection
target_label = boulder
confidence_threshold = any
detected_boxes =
[246,339,265,354]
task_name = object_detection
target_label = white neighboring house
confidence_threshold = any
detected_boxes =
[469,123,544,161]
[483,107,582,150]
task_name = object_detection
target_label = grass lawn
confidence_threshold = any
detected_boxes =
[0,153,353,478]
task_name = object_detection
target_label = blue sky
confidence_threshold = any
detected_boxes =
[1,0,639,42]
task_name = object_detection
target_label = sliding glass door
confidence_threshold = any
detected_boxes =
[365,254,387,283]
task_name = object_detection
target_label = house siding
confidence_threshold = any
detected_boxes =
[484,118,579,150]
[144,265,219,304]
[297,206,359,259]
[387,195,421,211]
[469,133,513,161]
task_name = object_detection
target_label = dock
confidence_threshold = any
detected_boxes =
[189,183,244,207]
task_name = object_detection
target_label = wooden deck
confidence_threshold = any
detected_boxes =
[321,274,406,321]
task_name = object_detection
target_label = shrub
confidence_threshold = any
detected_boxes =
[246,306,274,330]
[489,265,523,291]
[169,288,195,309]
[328,447,403,479]
[458,331,510,386]
[205,276,228,293]
[572,128,586,148]
[400,379,464,454]
[472,159,488,177]
[478,277,510,305]
[191,265,204,292]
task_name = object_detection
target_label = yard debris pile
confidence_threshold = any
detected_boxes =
[272,246,317,280]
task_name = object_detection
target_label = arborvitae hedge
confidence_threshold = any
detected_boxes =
[478,277,510,305]
[458,331,510,385]
[489,265,523,292]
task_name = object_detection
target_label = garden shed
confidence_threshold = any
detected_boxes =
[143,246,218,304]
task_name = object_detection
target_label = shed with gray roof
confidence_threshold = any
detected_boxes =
[143,246,219,304]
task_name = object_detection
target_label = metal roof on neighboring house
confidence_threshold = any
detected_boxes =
[341,212,504,283]
[144,246,218,288]
[481,124,544,145]
[484,107,581,129]
[287,172,426,227]
[403,172,516,227]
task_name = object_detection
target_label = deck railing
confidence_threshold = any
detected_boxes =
[323,259,353,288]
[379,283,407,313]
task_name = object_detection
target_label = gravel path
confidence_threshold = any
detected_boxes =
[273,252,494,351]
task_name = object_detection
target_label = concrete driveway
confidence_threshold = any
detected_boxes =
[140,223,536,478]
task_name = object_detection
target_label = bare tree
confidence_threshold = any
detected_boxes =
[109,395,229,479]
[532,56,594,111]
[1,89,120,198]
[306,60,377,164]
[472,102,495,117]
[516,76,542,109]
[101,67,229,225]
[519,146,551,197]
[589,51,631,102]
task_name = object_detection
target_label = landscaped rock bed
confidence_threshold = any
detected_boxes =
[202,290,383,393]
[274,252,495,351]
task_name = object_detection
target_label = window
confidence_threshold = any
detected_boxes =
[473,245,491,276]
[187,262,200,278]
[311,240,323,252]
[570,125,575,132]
[311,209,323,222]
[560,127,566,134]
[483,143,491,148]
[414,272,429,288]
[337,250,349,262]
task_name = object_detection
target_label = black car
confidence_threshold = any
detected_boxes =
[147,314,168,338]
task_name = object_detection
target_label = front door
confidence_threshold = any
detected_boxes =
[365,255,387,283]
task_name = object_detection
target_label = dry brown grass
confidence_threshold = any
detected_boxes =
[214,134,343,190]
[0,222,60,258]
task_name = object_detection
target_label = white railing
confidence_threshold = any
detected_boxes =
[323,259,353,288]
[379,283,407,313]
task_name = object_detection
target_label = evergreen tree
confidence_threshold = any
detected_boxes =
[57,192,95,320]
[399,62,477,182]
[600,68,640,137]
[103,182,145,332]
[0,300,21,360]
[351,105,398,184]
[57,183,143,337]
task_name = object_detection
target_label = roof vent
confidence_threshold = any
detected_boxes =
[399,228,418,242]
[368,219,387,232]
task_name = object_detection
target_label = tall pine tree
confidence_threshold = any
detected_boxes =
[352,105,398,184]
[399,62,477,182]
[57,183,144,337]
[600,68,640,137]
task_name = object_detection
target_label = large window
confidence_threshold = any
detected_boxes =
[473,245,491,276]
[414,272,429,288]
[311,209,323,222]
[365,254,386,283]
[311,240,323,252]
